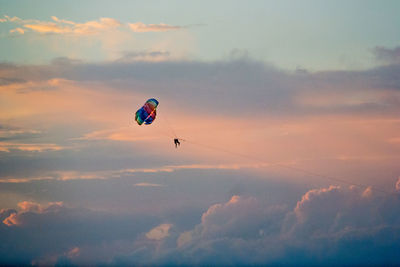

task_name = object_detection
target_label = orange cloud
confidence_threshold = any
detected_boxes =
[2,15,182,36]
[3,213,19,226]
[24,23,71,34]
[9,27,24,34]
[18,201,42,212]
[22,17,121,35]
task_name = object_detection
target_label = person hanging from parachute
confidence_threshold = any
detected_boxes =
[135,98,182,148]
[174,138,180,148]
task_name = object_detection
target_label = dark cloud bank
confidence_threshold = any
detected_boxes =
[1,54,400,118]
[1,181,400,266]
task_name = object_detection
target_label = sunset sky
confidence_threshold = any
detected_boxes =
[1,1,400,266]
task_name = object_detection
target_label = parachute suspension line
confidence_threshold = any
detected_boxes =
[155,129,176,139]
[161,112,178,139]
[182,139,392,195]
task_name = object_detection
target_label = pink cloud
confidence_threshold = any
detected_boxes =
[146,223,173,240]
[68,247,80,258]
[2,201,64,226]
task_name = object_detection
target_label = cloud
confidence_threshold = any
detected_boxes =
[2,181,400,266]
[0,142,64,153]
[166,183,400,265]
[3,201,64,226]
[0,208,17,222]
[2,15,39,24]
[22,17,121,35]
[198,195,272,239]
[0,125,41,141]
[17,201,43,212]
[128,22,181,32]
[0,77,26,87]
[116,50,171,62]
[1,15,184,36]
[0,162,272,183]
[1,58,399,117]
[0,200,159,265]
[373,46,400,64]
[9,27,24,35]
[146,223,173,240]
[1,57,399,190]
[134,182,165,187]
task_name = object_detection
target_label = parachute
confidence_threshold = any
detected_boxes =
[135,98,159,125]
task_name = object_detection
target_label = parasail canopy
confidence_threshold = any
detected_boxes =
[135,98,159,125]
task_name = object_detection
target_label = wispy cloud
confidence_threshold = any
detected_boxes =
[0,142,64,153]
[1,15,183,36]
[133,182,165,187]
[115,50,171,62]
[128,22,181,32]
[9,27,24,35]
[0,162,269,183]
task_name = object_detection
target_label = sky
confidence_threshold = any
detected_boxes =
[1,1,400,266]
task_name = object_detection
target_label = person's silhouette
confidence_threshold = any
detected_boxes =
[174,138,180,148]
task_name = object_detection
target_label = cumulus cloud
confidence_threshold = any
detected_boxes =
[146,223,173,240]
[198,195,269,238]
[162,184,400,265]
[2,182,400,266]
[0,201,159,265]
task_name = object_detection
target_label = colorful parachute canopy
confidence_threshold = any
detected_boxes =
[135,98,159,125]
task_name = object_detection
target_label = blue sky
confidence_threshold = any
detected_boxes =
[1,1,400,266]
